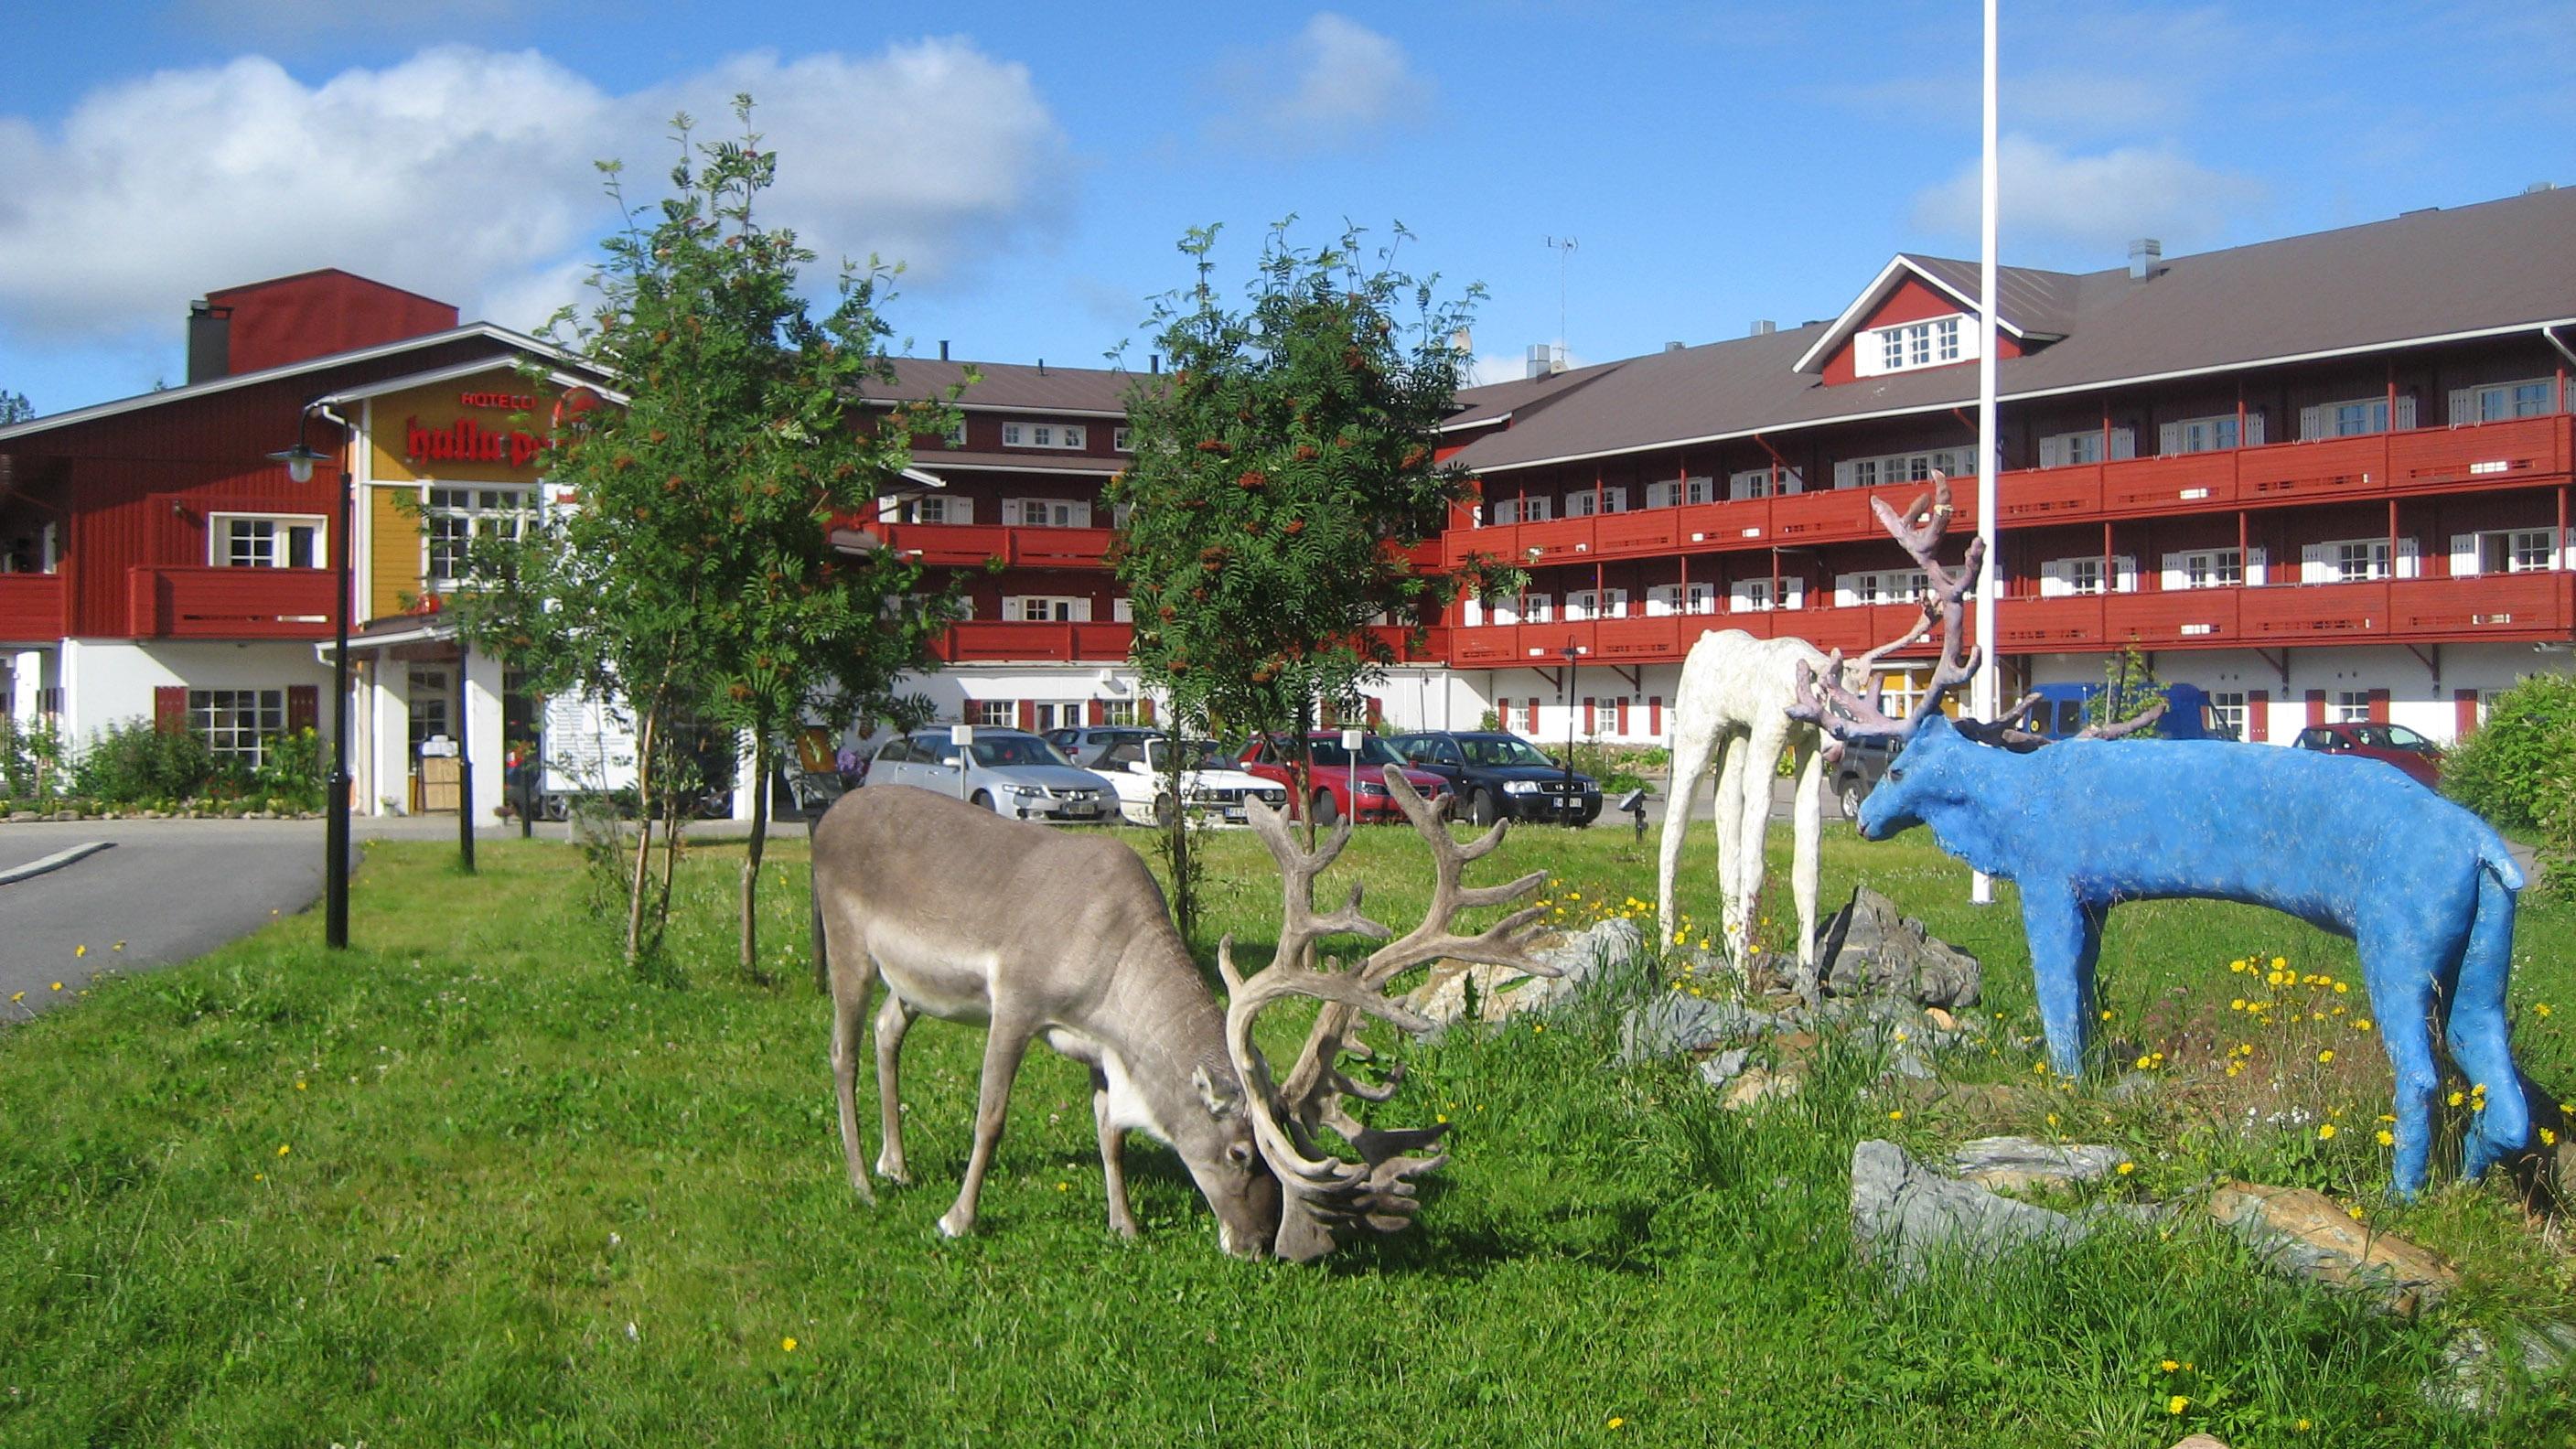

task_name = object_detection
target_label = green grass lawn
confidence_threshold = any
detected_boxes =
[3,818,2572,1446]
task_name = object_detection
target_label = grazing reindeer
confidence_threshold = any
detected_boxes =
[1788,474,2531,1197]
[1658,630,1831,973]
[813,774,1550,1260]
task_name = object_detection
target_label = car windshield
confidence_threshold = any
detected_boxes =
[967,735,1074,768]
[1304,735,1404,767]
[2349,724,2430,751]
[1459,735,1553,767]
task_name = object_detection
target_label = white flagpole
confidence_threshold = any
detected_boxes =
[1971,0,2001,907]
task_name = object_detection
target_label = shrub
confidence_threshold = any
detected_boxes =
[2442,671,2576,830]
[73,718,224,804]
[250,727,327,812]
[0,714,66,803]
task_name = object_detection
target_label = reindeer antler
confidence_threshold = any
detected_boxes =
[1220,766,1553,1261]
[1788,471,1986,746]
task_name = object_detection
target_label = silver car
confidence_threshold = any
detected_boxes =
[864,728,1112,823]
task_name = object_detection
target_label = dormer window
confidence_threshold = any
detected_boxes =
[1855,315,1976,378]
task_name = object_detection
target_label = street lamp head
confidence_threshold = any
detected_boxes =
[267,441,327,485]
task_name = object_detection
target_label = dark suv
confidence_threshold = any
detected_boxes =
[1387,730,1601,827]
[1829,737,1899,821]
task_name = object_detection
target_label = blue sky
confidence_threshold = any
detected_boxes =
[3,2,2571,416]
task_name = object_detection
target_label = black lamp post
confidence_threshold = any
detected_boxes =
[269,416,350,949]
[1559,636,1582,822]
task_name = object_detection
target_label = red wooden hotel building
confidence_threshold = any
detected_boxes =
[3,184,2571,791]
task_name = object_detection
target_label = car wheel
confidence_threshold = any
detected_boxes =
[541,794,570,822]
[1467,788,1500,828]
[1151,793,1176,828]
[1840,780,1866,821]
[971,790,995,811]
[1313,789,1341,827]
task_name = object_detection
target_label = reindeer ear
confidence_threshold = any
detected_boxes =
[1194,1064,1241,1119]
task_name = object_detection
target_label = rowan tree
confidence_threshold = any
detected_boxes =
[454,99,960,974]
[1109,219,1518,875]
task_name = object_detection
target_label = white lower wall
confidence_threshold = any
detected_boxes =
[58,638,336,752]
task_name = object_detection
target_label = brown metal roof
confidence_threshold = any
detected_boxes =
[1444,356,1630,431]
[864,357,1149,415]
[1899,255,2078,340]
[1452,185,2576,473]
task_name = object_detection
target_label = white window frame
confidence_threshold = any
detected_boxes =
[2304,536,2419,585]
[999,421,1088,450]
[424,484,533,587]
[2163,548,2247,591]
[2038,555,2138,597]
[1728,467,1803,500]
[2450,527,2560,577]
[2208,691,2248,738]
[971,700,1016,728]
[1497,591,1553,625]
[1832,447,1976,491]
[209,511,327,570]
[1645,582,1716,617]
[2328,691,2372,724]
[2300,394,2416,441]
[1564,587,1629,621]
[1834,568,1931,608]
[1727,577,1805,613]
[1006,498,1092,528]
[2036,427,2137,467]
[1003,595,1092,623]
[2158,413,2262,456]
[1490,496,1552,525]
[1854,315,1973,379]
[1563,487,1630,518]
[1111,426,1132,452]
[2449,378,2560,424]
[188,687,287,765]
[1645,476,1717,510]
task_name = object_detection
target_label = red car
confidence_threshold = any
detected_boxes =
[1237,734,1451,824]
[2290,722,2442,789]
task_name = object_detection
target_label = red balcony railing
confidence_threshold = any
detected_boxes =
[930,620,1134,662]
[1435,572,2573,668]
[1444,415,2574,568]
[0,574,64,641]
[864,522,1113,570]
[126,566,338,639]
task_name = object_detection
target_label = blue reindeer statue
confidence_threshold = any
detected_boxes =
[1790,474,2530,1197]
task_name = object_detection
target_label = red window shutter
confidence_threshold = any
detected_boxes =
[1138,697,1155,724]
[154,686,188,735]
[2304,690,2326,727]
[2247,690,2269,743]
[1016,700,1035,731]
[2367,688,2389,724]
[286,685,319,735]
[1365,696,1382,726]
[1087,699,1105,725]
[1648,694,1663,738]
[1524,699,1539,734]
[1615,698,1629,735]
[2454,688,2480,739]
[1583,697,1595,735]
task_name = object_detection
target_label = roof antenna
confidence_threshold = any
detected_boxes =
[1543,235,1578,372]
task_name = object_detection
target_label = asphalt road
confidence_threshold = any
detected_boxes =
[0,820,341,1014]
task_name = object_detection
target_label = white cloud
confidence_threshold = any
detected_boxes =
[0,40,1070,346]
[1206,14,1432,153]
[1912,134,2265,252]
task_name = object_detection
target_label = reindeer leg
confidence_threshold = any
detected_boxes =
[829,952,878,1204]
[1788,730,1825,972]
[1658,719,1720,946]
[2440,869,2527,1183]
[1712,733,1751,964]
[873,989,920,1186]
[2020,884,2101,1079]
[2368,957,2443,1199]
[939,1014,1038,1239]
[1733,715,1794,963]
[1092,1067,1140,1240]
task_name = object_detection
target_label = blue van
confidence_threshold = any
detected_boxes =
[2022,682,2238,742]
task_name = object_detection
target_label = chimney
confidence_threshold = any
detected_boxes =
[1664,341,1685,353]
[1525,344,1551,381]
[1037,358,1046,375]
[2127,238,2163,282]
[938,339,950,361]
[186,299,231,384]
[1749,319,1776,336]
[2526,180,2557,195]
[1149,353,1160,373]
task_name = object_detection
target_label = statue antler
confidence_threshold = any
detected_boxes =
[1787,471,1984,745]
[1219,766,1553,1261]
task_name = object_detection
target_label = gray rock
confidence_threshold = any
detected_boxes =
[50,810,77,822]
[1850,1138,2094,1282]
[1948,1136,2129,1193]
[1617,993,1784,1065]
[1814,886,1982,1009]
[1695,1047,1753,1088]
[5,810,33,823]
[2424,1320,2576,1416]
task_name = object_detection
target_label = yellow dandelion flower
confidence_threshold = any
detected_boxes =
[2117,1161,2136,1175]
[295,1079,306,1090]
[2542,1128,2559,1147]
[2333,981,2348,994]
[1673,931,1687,945]
[2346,1205,2365,1220]
[2271,956,2288,971]
[2168,1394,2190,1415]
[2136,1054,2155,1070]
[782,1336,798,1353]
[2317,1049,2334,1064]
[2355,1019,2373,1033]
[7,992,18,1003]
[2449,1089,2465,1107]
[276,1143,291,1156]
[73,944,86,958]
[1887,1110,1904,1122]
[2226,1064,2243,1077]
[2295,1419,2311,1433]
[1056,1181,1069,1192]
[2316,1123,2336,1141]
[2230,998,2248,1011]
[2229,959,2248,972]
[2099,1008,2114,1022]
[1608,1417,1626,1430]
[2161,1358,2181,1372]
[2537,1003,2555,1018]
[2045,1113,2058,1128]
[1533,1023,1544,1034]
[2376,1130,2394,1146]
[49,982,61,992]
